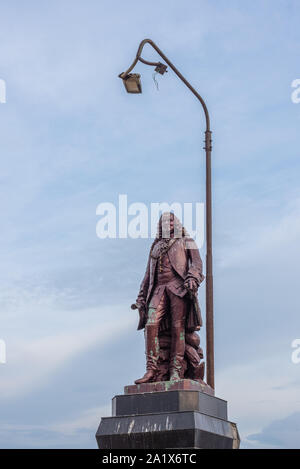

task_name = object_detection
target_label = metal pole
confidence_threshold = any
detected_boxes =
[205,130,214,389]
[120,39,214,389]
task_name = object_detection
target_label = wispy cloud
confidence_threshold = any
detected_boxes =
[246,412,300,449]
[1,297,135,398]
[0,405,110,448]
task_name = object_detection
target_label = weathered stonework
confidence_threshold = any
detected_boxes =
[96,382,240,449]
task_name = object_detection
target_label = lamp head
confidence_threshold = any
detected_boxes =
[120,73,142,94]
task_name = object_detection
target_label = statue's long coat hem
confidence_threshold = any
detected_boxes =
[136,236,205,333]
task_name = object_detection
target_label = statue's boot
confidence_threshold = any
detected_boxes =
[169,321,185,381]
[135,323,159,384]
[134,369,156,384]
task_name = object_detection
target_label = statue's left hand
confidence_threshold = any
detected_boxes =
[184,278,198,293]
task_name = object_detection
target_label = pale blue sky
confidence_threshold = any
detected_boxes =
[0,0,300,448]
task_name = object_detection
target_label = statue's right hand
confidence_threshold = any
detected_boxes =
[131,299,145,311]
[137,299,146,311]
[137,296,146,305]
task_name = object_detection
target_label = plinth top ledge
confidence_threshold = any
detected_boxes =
[124,379,214,396]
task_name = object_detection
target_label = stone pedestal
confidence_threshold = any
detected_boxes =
[96,379,240,449]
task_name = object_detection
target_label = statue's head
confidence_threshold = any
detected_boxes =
[157,212,185,239]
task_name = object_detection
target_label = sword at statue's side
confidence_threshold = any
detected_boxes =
[188,291,201,332]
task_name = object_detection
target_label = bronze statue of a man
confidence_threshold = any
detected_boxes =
[134,212,205,384]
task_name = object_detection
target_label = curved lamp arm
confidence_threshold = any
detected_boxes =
[119,39,214,390]
[119,38,211,132]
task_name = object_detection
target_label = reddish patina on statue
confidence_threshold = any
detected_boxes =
[132,212,206,385]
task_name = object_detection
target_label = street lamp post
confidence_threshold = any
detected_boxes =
[119,39,214,390]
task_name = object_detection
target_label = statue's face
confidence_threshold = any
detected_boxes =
[161,213,175,238]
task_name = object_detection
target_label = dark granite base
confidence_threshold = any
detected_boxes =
[96,381,240,449]
[97,411,239,449]
[113,389,227,420]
